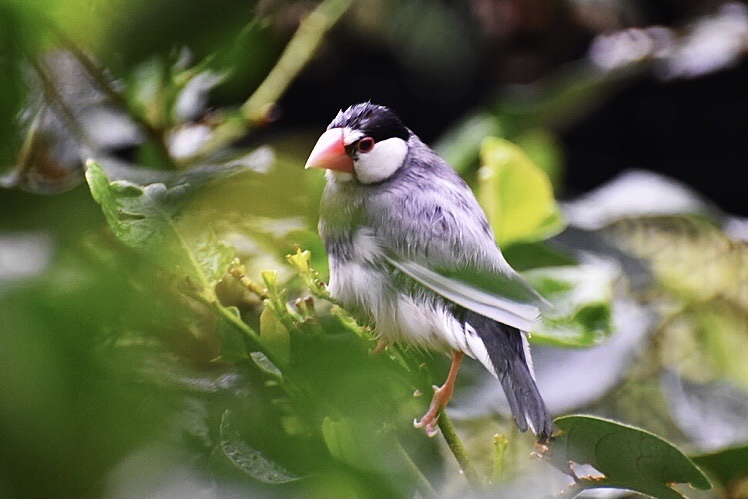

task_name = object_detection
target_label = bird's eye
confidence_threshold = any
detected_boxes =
[357,137,375,153]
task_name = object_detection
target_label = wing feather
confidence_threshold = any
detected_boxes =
[384,255,542,332]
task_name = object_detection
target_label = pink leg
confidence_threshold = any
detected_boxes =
[370,337,389,355]
[414,351,464,437]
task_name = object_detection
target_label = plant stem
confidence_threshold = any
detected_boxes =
[438,412,485,489]
[189,0,353,161]
[214,300,291,375]
[241,0,352,121]
[491,433,509,483]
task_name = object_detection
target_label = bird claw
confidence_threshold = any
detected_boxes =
[425,422,439,437]
[531,440,551,460]
[369,337,388,355]
[413,415,440,437]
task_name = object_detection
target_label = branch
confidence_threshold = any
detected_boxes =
[240,0,352,121]
[438,412,485,489]
[188,0,353,161]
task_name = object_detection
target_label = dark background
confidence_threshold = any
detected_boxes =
[274,0,748,214]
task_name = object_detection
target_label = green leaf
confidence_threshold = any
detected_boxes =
[513,128,564,190]
[477,137,565,245]
[524,263,615,347]
[259,306,290,362]
[85,160,237,290]
[220,409,300,483]
[321,417,399,473]
[126,56,169,129]
[548,415,711,498]
[321,417,367,470]
[216,306,249,362]
[691,445,748,493]
[605,215,745,307]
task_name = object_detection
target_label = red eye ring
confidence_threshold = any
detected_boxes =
[358,137,375,153]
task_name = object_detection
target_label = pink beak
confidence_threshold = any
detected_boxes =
[304,128,354,172]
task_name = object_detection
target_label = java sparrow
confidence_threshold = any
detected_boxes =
[304,102,552,440]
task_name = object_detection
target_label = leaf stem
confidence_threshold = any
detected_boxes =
[438,412,485,489]
[214,300,291,375]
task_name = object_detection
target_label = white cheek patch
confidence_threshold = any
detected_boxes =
[354,137,408,184]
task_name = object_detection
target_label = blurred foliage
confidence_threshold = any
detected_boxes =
[1,0,747,498]
[693,446,748,498]
[477,137,565,246]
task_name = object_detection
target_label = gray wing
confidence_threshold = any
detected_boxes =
[365,141,547,331]
[383,256,543,331]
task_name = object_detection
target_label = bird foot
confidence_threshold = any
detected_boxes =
[369,337,389,355]
[531,440,550,460]
[413,385,447,437]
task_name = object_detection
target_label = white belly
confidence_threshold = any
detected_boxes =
[329,258,494,365]
[326,228,499,375]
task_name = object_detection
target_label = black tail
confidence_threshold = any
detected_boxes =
[463,310,552,440]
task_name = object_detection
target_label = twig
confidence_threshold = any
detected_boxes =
[189,0,353,160]
[438,412,485,489]
[229,264,268,299]
[240,0,352,121]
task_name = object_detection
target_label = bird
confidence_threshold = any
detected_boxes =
[304,102,552,440]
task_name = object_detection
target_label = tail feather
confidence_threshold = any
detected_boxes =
[462,310,552,440]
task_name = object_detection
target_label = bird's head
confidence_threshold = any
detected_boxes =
[304,102,411,184]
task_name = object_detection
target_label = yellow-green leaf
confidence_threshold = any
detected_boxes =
[259,305,290,362]
[477,137,565,245]
[286,248,312,274]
